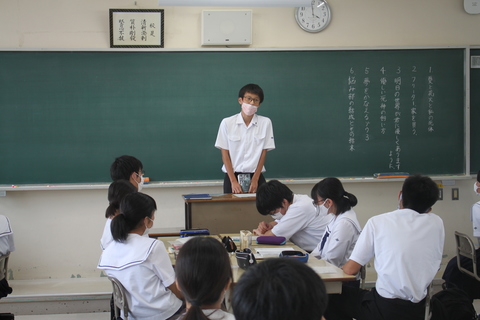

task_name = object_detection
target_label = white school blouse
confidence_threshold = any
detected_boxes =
[98,234,182,320]
[471,201,480,237]
[311,209,361,269]
[0,215,14,256]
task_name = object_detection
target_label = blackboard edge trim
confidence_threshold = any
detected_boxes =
[0,174,473,192]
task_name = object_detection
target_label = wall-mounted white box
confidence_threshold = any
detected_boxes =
[202,10,252,46]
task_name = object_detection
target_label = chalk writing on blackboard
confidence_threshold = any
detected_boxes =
[363,67,371,142]
[348,68,357,152]
[346,65,437,171]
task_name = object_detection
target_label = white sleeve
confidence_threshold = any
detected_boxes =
[271,205,306,240]
[263,118,275,151]
[150,241,176,288]
[348,219,375,266]
[214,119,229,150]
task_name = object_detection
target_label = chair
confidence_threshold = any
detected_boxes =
[454,231,480,281]
[424,281,433,320]
[0,253,10,281]
[108,276,130,320]
[359,265,366,289]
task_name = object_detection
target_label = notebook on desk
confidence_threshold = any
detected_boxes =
[183,193,212,200]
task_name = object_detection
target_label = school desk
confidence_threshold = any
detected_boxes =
[182,194,264,234]
[159,234,355,294]
[219,233,356,293]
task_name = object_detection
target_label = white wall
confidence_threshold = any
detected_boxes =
[0,0,479,280]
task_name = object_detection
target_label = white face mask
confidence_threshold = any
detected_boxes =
[474,182,480,196]
[315,199,330,216]
[270,211,283,220]
[136,174,145,191]
[241,102,258,116]
[143,217,153,236]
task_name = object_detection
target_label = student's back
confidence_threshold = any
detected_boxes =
[98,193,183,320]
[175,237,234,320]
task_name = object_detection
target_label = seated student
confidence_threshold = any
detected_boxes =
[100,180,137,250]
[471,169,480,246]
[110,155,145,191]
[98,193,184,320]
[0,215,14,299]
[326,174,445,320]
[175,237,235,320]
[310,178,362,276]
[232,258,328,320]
[0,215,14,257]
[253,180,332,252]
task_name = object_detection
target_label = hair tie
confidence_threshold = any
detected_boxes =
[190,299,201,307]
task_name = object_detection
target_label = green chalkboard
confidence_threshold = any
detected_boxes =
[0,49,466,185]
[471,49,480,174]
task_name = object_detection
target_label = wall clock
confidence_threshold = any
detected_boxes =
[295,0,331,33]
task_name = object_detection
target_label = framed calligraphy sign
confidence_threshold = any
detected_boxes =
[109,9,164,48]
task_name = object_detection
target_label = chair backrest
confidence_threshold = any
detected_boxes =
[454,231,480,282]
[424,281,433,320]
[0,254,10,281]
[359,265,366,289]
[108,276,130,320]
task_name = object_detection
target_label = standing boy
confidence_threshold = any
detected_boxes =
[326,174,444,320]
[215,84,275,194]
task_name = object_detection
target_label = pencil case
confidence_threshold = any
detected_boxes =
[235,248,257,270]
[256,236,286,245]
[279,250,309,263]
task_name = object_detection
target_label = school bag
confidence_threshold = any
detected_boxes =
[430,283,478,320]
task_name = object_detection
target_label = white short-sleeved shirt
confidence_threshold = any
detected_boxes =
[215,113,275,173]
[471,201,480,237]
[271,194,332,252]
[100,218,113,250]
[311,209,361,269]
[349,208,444,303]
[98,234,182,320]
[0,215,14,256]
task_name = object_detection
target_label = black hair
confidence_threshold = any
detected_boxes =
[232,258,327,320]
[238,84,264,104]
[110,155,143,181]
[401,174,439,213]
[311,177,357,215]
[111,192,156,242]
[477,170,480,183]
[105,180,137,218]
[256,180,294,215]
[176,237,233,320]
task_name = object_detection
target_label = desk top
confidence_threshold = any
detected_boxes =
[159,234,355,284]
[182,193,256,203]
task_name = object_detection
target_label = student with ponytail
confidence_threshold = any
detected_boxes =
[100,180,137,250]
[311,178,362,277]
[175,237,234,320]
[98,192,184,320]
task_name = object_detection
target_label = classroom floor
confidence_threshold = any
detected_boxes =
[11,296,480,319]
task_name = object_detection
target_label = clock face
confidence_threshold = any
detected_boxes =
[295,0,331,33]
